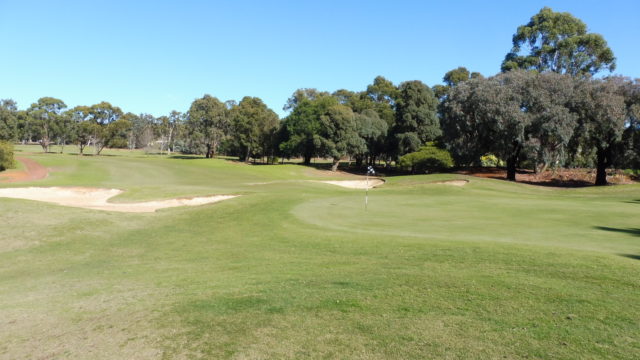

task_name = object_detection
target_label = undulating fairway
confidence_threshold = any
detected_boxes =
[1,147,639,359]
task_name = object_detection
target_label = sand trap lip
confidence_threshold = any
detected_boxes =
[433,179,469,186]
[0,187,238,213]
[316,179,385,189]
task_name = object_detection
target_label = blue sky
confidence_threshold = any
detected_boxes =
[1,0,638,118]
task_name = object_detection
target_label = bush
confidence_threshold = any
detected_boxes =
[398,143,454,173]
[480,154,504,167]
[0,141,16,171]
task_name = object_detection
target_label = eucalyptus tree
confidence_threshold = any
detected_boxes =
[231,97,279,162]
[391,80,440,157]
[68,106,93,155]
[187,95,229,158]
[27,97,68,152]
[365,76,398,126]
[88,102,123,154]
[501,7,615,76]
[0,99,18,141]
[572,78,627,185]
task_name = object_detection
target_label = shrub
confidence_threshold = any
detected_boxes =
[480,154,505,167]
[0,141,16,171]
[398,143,454,173]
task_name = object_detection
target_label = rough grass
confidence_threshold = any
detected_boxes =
[0,146,639,359]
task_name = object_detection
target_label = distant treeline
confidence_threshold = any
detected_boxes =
[1,7,639,185]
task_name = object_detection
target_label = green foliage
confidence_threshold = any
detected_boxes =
[230,96,279,162]
[392,80,440,157]
[0,99,18,141]
[502,7,615,75]
[187,95,229,158]
[0,141,15,171]
[398,143,454,173]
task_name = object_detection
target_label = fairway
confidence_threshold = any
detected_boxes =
[0,149,638,359]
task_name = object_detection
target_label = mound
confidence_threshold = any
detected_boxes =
[434,179,468,186]
[0,187,237,213]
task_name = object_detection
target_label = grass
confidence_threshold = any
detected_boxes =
[0,146,639,359]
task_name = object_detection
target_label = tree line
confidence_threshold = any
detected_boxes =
[0,7,638,185]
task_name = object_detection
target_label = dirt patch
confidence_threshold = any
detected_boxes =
[457,168,636,187]
[0,187,237,213]
[0,156,49,183]
[317,179,385,189]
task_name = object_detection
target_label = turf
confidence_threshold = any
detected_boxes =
[1,146,639,359]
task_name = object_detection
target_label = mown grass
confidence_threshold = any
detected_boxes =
[0,146,639,359]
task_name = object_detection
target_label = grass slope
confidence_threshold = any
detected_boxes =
[0,147,639,359]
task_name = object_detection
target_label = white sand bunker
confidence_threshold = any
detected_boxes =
[316,179,385,189]
[0,187,237,213]
[434,179,469,186]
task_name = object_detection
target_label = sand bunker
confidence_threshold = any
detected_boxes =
[0,187,237,213]
[317,179,385,189]
[433,179,469,186]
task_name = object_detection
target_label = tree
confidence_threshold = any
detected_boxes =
[0,141,15,171]
[353,109,387,166]
[0,99,18,141]
[27,97,67,152]
[618,78,640,169]
[365,76,398,126]
[187,95,229,158]
[501,7,615,76]
[317,104,364,171]
[441,71,530,181]
[55,110,75,153]
[231,97,279,162]
[391,80,440,157]
[572,78,627,185]
[68,106,93,155]
[280,91,336,164]
[435,67,483,101]
[523,72,578,173]
[88,102,123,154]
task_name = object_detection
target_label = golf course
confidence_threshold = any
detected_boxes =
[0,146,638,359]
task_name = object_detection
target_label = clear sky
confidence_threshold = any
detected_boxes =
[1,0,638,118]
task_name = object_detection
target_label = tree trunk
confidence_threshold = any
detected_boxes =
[303,153,312,165]
[245,146,251,163]
[595,147,609,186]
[506,142,522,182]
[331,158,340,172]
[355,155,363,167]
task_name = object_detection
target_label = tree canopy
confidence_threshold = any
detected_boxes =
[501,7,616,76]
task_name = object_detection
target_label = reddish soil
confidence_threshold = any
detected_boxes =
[457,167,636,187]
[0,157,49,183]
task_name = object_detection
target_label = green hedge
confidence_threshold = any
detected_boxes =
[0,141,15,171]
[398,143,454,173]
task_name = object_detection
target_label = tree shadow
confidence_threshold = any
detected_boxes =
[168,155,205,160]
[619,254,640,261]
[625,199,640,204]
[594,226,640,237]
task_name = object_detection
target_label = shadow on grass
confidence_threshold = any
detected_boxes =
[620,254,640,261]
[169,155,205,160]
[625,199,640,204]
[594,226,640,237]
